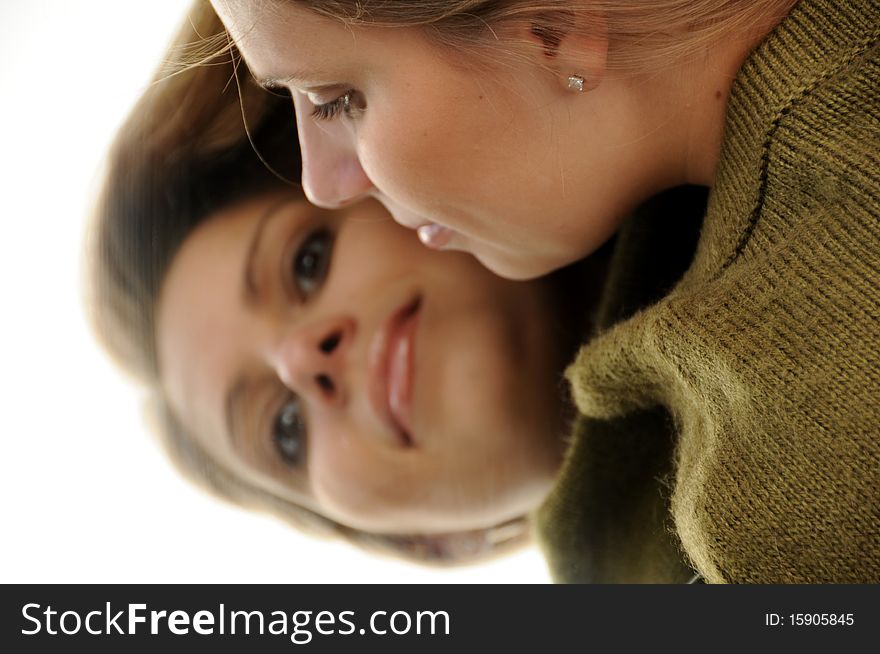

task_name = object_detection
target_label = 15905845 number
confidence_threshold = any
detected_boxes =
[789,613,854,626]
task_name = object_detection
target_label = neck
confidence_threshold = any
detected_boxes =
[679,39,759,186]
[629,7,795,189]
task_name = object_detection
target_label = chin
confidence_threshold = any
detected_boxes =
[475,249,558,282]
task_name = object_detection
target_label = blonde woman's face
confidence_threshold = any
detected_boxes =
[210,1,645,280]
[157,194,569,534]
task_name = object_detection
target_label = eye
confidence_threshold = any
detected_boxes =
[310,90,365,122]
[292,229,333,298]
[273,395,306,467]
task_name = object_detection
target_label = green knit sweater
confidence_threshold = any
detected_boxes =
[535,0,880,583]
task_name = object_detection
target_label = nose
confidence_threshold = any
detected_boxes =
[272,316,356,407]
[293,94,374,209]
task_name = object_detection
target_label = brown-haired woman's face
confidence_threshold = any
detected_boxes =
[157,194,569,534]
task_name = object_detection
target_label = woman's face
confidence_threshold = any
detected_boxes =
[210,1,653,280]
[157,193,570,534]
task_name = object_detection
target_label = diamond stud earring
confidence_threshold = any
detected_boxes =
[567,74,586,92]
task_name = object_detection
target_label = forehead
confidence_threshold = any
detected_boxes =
[213,1,351,71]
[156,200,256,471]
[211,0,430,85]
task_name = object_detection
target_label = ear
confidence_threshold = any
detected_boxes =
[525,8,609,92]
[399,519,529,563]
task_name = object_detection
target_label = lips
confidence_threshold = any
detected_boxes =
[417,223,455,249]
[367,295,422,447]
[384,204,456,249]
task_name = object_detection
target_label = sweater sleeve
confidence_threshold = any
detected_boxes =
[535,409,697,583]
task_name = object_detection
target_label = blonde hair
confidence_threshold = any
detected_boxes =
[288,0,798,71]
[88,0,528,565]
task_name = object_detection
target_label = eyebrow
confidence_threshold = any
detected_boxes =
[242,199,297,306]
[257,74,340,92]
[257,75,296,91]
[224,375,249,449]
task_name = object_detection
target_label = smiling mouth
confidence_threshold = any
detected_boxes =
[367,295,422,447]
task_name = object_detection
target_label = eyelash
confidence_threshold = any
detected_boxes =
[270,228,335,467]
[273,395,306,467]
[287,228,334,299]
[310,91,363,122]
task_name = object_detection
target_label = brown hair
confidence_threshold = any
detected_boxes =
[87,0,528,565]
[285,0,798,71]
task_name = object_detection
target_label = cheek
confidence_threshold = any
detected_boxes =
[428,290,562,455]
[337,213,425,273]
[359,89,484,205]
[305,418,415,527]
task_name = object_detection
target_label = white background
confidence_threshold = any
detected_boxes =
[0,0,550,583]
